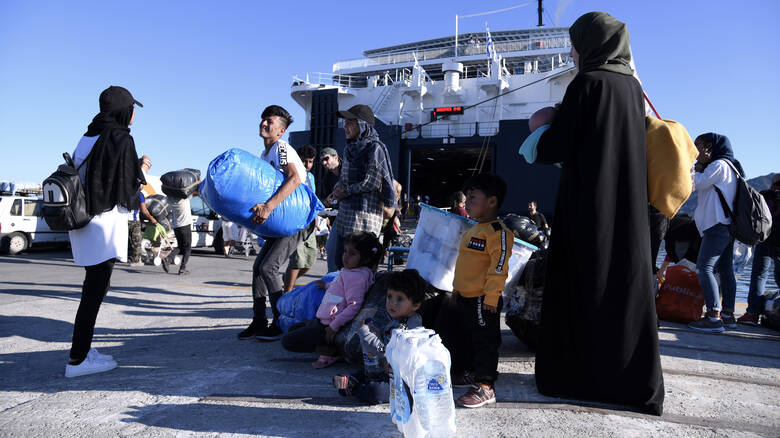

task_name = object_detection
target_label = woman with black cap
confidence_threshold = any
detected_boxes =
[528,12,664,415]
[65,86,145,378]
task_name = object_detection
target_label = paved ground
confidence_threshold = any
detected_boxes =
[0,248,778,437]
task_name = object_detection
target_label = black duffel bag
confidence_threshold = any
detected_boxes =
[161,168,201,199]
[146,194,169,219]
[505,249,548,350]
[503,214,545,247]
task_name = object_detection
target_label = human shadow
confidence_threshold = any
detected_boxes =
[657,321,780,369]
[121,403,395,436]
[0,287,243,315]
[203,281,251,288]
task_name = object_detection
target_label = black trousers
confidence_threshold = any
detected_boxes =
[437,294,503,385]
[281,318,337,356]
[173,225,192,269]
[69,258,116,363]
[350,370,390,404]
[252,223,313,327]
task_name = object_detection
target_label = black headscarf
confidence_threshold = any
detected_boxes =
[83,105,145,215]
[569,12,634,76]
[698,132,746,177]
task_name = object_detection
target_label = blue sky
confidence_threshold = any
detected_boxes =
[1,0,777,186]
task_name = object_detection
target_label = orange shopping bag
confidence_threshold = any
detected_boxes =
[656,264,705,323]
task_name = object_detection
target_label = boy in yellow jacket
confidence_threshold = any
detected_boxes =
[445,173,513,408]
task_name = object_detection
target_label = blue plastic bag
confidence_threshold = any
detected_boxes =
[277,272,339,333]
[199,148,324,238]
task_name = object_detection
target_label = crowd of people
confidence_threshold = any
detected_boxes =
[60,11,778,422]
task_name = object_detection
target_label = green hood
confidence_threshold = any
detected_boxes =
[569,11,634,76]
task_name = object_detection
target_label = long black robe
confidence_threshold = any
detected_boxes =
[534,70,665,416]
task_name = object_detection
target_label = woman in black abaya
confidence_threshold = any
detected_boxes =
[530,12,664,415]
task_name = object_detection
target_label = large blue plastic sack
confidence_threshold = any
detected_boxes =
[199,148,324,238]
[277,272,339,333]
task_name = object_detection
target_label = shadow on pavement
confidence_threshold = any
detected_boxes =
[121,403,395,437]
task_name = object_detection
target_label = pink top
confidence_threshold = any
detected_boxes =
[316,266,374,331]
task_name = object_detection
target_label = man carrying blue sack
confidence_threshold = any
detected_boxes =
[239,105,315,342]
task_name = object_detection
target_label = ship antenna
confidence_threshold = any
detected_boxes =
[537,0,543,27]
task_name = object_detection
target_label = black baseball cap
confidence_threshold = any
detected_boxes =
[99,86,143,112]
[337,104,374,125]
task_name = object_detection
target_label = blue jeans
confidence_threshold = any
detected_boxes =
[696,223,736,314]
[746,241,780,314]
[325,230,344,273]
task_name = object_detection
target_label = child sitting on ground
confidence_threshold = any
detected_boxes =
[439,173,513,408]
[281,232,383,368]
[332,269,425,404]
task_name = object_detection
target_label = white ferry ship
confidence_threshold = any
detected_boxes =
[289,4,575,214]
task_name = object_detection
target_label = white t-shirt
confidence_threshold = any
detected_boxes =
[260,139,307,183]
[168,196,193,229]
[68,135,129,266]
[315,215,330,236]
[693,159,738,235]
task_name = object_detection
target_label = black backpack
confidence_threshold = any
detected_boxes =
[41,152,93,231]
[714,160,773,245]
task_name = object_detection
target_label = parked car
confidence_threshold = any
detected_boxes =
[0,193,69,255]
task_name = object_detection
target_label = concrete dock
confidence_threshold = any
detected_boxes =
[0,249,778,437]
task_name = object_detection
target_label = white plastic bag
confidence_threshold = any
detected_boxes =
[386,327,457,438]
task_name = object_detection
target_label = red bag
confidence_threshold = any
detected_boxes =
[656,264,705,323]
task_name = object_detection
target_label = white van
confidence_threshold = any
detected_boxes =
[189,195,225,253]
[0,193,69,254]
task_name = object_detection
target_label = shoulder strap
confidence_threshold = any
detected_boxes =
[713,185,732,219]
[69,147,94,172]
[718,158,743,181]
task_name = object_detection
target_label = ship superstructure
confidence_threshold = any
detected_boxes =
[288,20,576,214]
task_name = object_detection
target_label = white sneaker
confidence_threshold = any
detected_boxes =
[129,261,144,267]
[65,355,117,378]
[88,348,113,361]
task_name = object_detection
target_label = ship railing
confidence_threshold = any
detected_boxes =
[298,55,570,90]
[295,68,420,89]
[293,72,370,88]
[414,121,500,138]
[333,35,571,72]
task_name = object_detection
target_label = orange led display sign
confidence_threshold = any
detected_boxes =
[432,106,464,117]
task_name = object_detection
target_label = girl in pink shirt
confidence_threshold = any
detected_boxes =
[281,232,383,368]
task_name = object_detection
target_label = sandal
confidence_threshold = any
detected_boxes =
[333,374,358,396]
[312,355,340,369]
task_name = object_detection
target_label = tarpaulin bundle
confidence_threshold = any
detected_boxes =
[161,168,201,199]
[199,148,324,238]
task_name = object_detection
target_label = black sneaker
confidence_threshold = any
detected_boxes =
[178,269,190,276]
[452,370,476,388]
[688,316,724,333]
[721,313,737,329]
[456,383,496,408]
[237,321,264,340]
[161,258,170,273]
[256,324,283,341]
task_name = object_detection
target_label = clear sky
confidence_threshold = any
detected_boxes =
[1,0,777,186]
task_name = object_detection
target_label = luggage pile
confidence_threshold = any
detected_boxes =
[406,204,536,294]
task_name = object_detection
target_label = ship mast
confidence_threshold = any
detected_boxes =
[537,0,544,27]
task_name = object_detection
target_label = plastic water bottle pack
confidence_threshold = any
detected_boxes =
[386,327,456,438]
